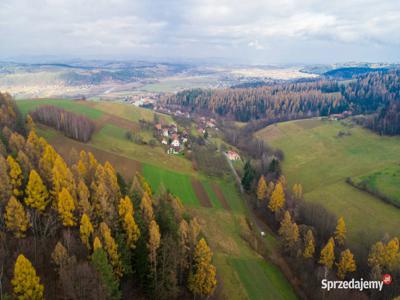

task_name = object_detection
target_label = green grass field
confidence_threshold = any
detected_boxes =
[192,208,297,300]
[17,99,104,119]
[85,101,173,123]
[229,257,296,300]
[142,163,200,206]
[351,164,400,207]
[256,118,400,245]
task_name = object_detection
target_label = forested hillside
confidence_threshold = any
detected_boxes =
[0,93,217,299]
[166,81,345,122]
[166,70,400,135]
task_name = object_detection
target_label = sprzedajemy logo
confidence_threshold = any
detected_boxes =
[321,275,392,292]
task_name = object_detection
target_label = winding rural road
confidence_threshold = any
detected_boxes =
[223,153,306,299]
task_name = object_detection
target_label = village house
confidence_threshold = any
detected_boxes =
[226,150,240,161]
[171,139,180,148]
[162,128,169,137]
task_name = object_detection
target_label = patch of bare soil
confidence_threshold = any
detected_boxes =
[191,178,212,208]
[211,183,231,210]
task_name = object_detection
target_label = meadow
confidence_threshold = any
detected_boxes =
[351,164,400,207]
[256,118,400,245]
[16,98,297,300]
[17,99,104,119]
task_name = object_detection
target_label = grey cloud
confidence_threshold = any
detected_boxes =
[0,0,399,63]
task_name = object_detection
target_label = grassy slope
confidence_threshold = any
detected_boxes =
[142,163,200,206]
[256,118,400,245]
[91,124,195,175]
[16,99,297,299]
[351,165,400,206]
[84,101,173,123]
[192,208,297,300]
[17,99,104,119]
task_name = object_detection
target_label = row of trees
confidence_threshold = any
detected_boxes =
[30,105,95,142]
[0,94,217,299]
[253,174,400,299]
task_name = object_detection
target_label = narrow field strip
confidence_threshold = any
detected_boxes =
[201,180,224,209]
[191,179,212,207]
[212,183,232,210]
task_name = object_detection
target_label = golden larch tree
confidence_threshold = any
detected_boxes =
[188,238,217,298]
[268,182,285,213]
[7,155,23,197]
[337,249,356,279]
[368,241,386,269]
[148,220,161,285]
[256,175,267,205]
[77,179,91,215]
[16,150,32,177]
[319,237,335,270]
[100,222,123,277]
[0,155,12,202]
[384,237,400,271]
[92,180,116,223]
[25,130,43,164]
[5,196,30,238]
[80,213,94,249]
[104,161,121,204]
[137,172,152,197]
[118,196,140,249]
[140,192,154,225]
[334,217,346,246]
[12,254,44,300]
[26,114,35,132]
[57,188,76,227]
[93,236,102,251]
[292,183,303,200]
[278,210,299,250]
[303,229,315,259]
[189,218,201,252]
[52,155,76,199]
[178,219,190,281]
[38,144,57,185]
[9,132,26,154]
[123,213,140,249]
[118,195,133,217]
[25,170,49,212]
[51,241,69,270]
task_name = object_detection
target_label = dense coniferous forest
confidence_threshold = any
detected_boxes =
[0,93,217,299]
[166,81,345,122]
[166,70,400,135]
[342,71,400,135]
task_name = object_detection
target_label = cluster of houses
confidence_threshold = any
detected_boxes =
[196,116,218,135]
[154,122,189,154]
[154,105,191,118]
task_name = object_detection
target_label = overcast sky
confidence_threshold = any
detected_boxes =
[0,0,399,64]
